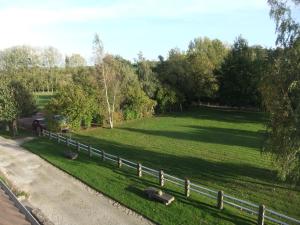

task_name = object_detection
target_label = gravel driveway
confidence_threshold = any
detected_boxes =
[0,136,154,225]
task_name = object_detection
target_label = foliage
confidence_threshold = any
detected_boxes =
[268,0,300,47]
[0,79,36,135]
[261,0,300,181]
[155,38,228,109]
[155,84,184,113]
[135,52,159,99]
[0,80,17,123]
[9,80,37,117]
[218,36,268,107]
[187,37,228,100]
[122,82,156,120]
[65,53,86,68]
[261,40,300,181]
[45,83,96,130]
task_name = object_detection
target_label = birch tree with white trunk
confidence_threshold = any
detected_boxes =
[93,34,121,129]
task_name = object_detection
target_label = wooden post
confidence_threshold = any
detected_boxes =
[185,178,190,197]
[137,163,142,177]
[77,141,80,152]
[88,145,92,157]
[118,157,122,168]
[159,169,164,187]
[67,138,70,147]
[257,204,265,225]
[57,135,60,143]
[217,191,224,210]
[102,151,105,161]
[49,132,51,140]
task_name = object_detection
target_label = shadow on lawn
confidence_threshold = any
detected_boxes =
[119,125,264,149]
[71,133,297,193]
[26,140,255,225]
[125,185,255,225]
[160,106,266,125]
[24,138,300,223]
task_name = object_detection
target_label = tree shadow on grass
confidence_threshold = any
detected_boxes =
[160,106,266,125]
[77,155,257,225]
[24,137,300,223]
[66,133,298,192]
[119,125,263,149]
[125,185,256,225]
[54,150,257,225]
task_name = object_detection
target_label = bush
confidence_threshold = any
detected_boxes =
[92,114,105,126]
[122,83,156,120]
[45,83,96,131]
[123,108,138,120]
[81,115,93,129]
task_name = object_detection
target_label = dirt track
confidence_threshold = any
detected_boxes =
[0,136,154,225]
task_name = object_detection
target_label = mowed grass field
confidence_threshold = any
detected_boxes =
[33,91,53,110]
[23,107,300,224]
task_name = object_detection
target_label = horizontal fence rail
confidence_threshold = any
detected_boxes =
[42,130,300,225]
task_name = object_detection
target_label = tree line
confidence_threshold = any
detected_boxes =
[0,0,299,182]
[0,35,268,129]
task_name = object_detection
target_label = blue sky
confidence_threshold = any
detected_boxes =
[0,0,281,62]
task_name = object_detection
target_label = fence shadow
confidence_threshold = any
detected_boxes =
[29,135,300,223]
[28,138,257,225]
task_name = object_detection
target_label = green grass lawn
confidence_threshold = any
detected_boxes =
[22,107,300,224]
[0,128,31,139]
[33,91,54,110]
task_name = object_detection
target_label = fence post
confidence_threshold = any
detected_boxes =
[88,145,92,157]
[137,163,142,177]
[217,191,224,210]
[49,132,51,140]
[257,204,265,225]
[185,178,190,197]
[159,169,164,187]
[67,138,69,147]
[77,141,80,152]
[118,157,122,168]
[57,134,60,143]
[102,151,105,161]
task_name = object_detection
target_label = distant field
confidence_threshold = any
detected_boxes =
[33,92,54,110]
[23,107,300,224]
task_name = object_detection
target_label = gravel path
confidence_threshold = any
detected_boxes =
[0,136,154,225]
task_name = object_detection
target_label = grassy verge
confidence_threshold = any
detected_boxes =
[23,138,260,225]
[0,128,31,139]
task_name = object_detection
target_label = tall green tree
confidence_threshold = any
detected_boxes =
[218,36,267,107]
[155,37,228,110]
[135,52,159,99]
[187,37,228,101]
[65,53,87,68]
[0,80,36,136]
[0,80,17,132]
[261,0,300,181]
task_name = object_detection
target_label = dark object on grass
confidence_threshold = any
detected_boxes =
[144,187,175,205]
[63,150,78,160]
[32,118,46,136]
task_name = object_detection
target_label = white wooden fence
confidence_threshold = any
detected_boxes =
[42,130,300,225]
